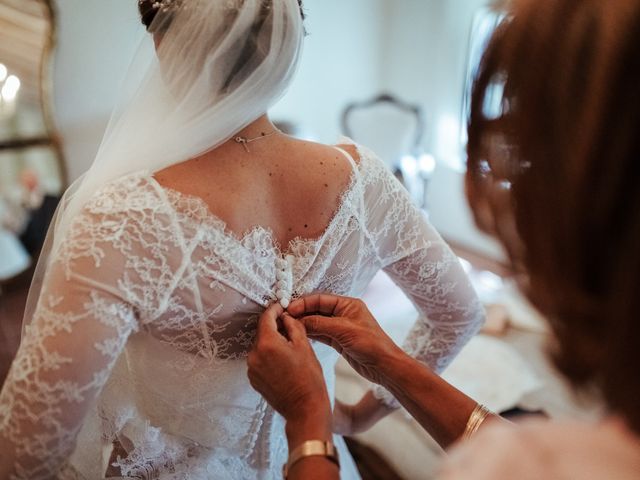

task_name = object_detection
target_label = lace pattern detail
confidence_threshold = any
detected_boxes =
[0,141,484,478]
[0,271,137,479]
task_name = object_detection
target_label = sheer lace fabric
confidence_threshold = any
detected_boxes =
[0,142,484,479]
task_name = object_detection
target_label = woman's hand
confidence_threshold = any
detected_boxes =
[332,399,354,435]
[248,303,334,449]
[287,294,406,386]
[333,393,395,436]
[248,303,330,422]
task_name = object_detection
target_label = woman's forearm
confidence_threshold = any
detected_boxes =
[283,403,340,480]
[378,349,495,449]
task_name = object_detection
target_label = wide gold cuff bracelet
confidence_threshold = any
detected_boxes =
[283,440,340,478]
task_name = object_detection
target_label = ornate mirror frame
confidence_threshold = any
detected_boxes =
[0,0,66,285]
[0,0,67,187]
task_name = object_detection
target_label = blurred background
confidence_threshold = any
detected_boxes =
[0,1,599,479]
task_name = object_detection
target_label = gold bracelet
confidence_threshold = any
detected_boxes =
[282,440,340,479]
[463,404,492,441]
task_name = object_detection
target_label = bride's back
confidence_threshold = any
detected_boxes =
[154,134,358,248]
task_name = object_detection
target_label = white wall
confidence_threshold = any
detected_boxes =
[271,0,386,142]
[53,0,142,181]
[380,0,503,258]
[380,0,491,166]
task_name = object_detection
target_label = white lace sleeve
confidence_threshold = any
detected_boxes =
[0,208,141,479]
[357,146,485,408]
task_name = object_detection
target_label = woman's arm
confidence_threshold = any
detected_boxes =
[337,251,484,438]
[288,295,499,450]
[289,346,492,451]
[247,305,339,480]
[377,343,493,447]
[248,300,501,480]
[339,144,485,431]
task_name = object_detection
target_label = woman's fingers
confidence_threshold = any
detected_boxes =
[257,303,285,342]
[288,294,342,317]
[282,313,307,344]
[332,399,355,436]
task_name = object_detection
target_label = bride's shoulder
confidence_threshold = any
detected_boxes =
[294,137,385,176]
[66,172,172,239]
[82,172,164,216]
[334,138,388,172]
[60,172,174,261]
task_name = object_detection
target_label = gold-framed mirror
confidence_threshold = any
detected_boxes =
[0,0,65,282]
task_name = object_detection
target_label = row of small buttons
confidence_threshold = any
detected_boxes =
[275,255,294,309]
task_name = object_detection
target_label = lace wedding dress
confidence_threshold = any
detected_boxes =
[0,141,484,479]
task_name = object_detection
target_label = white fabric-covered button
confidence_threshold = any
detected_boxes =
[275,255,294,310]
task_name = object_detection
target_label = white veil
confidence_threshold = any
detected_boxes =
[24,0,305,331]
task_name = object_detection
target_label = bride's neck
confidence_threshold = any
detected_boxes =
[234,115,278,139]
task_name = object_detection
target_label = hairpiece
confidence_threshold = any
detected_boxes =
[139,0,247,14]
[139,0,182,14]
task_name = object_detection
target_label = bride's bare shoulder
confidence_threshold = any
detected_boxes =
[286,137,361,166]
[278,137,362,205]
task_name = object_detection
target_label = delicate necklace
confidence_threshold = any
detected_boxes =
[234,129,279,153]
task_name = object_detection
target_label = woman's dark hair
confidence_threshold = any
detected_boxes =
[467,0,640,432]
[138,0,305,90]
[138,0,305,31]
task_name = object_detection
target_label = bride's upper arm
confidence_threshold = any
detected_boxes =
[0,207,141,477]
